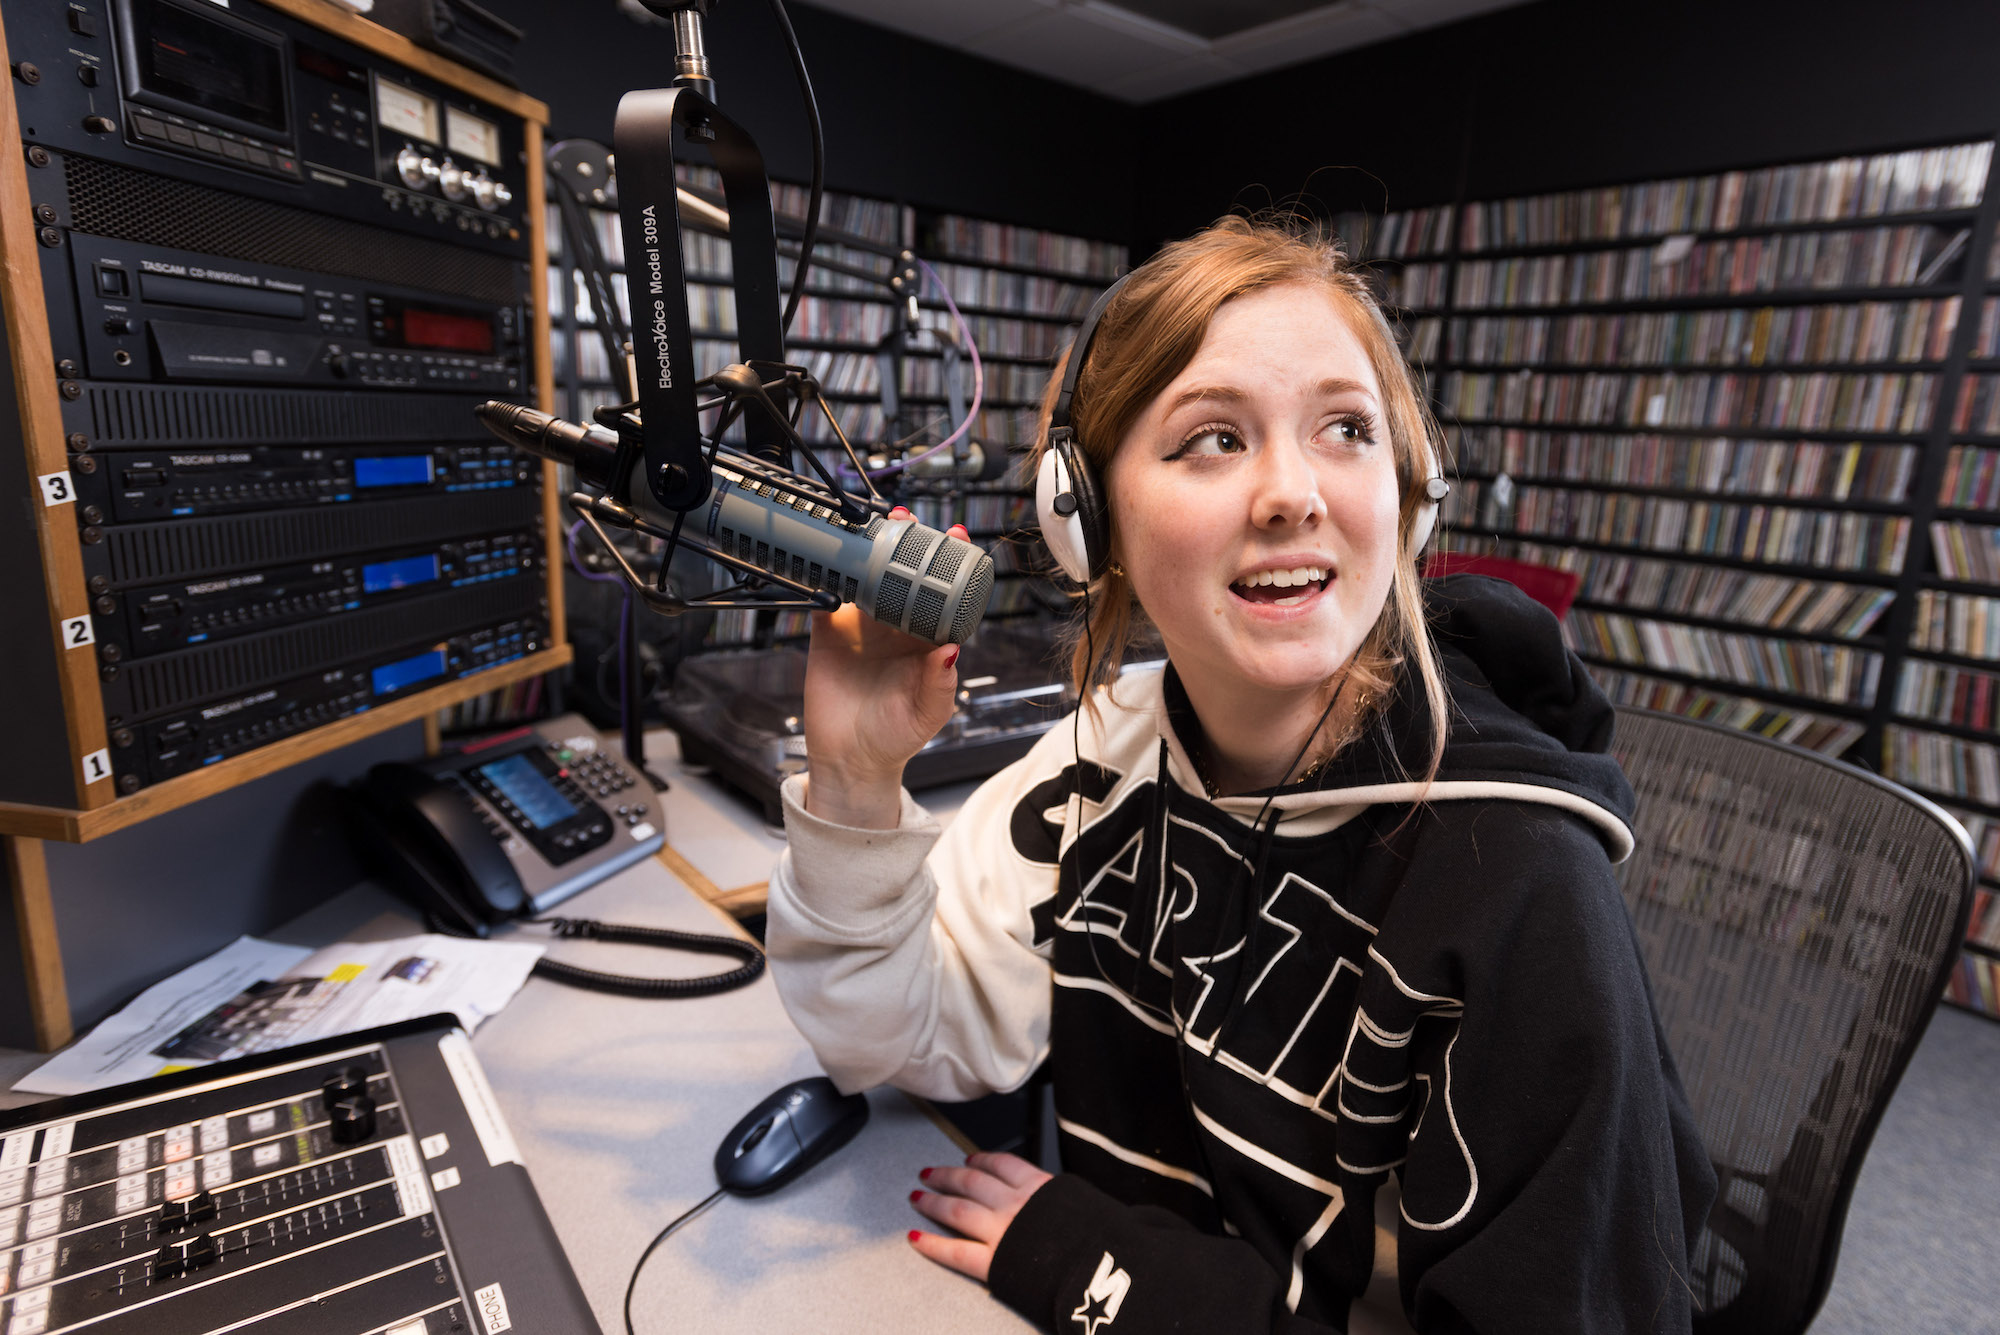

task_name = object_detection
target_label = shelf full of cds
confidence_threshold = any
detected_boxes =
[1341,139,2000,1019]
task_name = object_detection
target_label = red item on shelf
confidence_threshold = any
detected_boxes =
[1423,552,1583,619]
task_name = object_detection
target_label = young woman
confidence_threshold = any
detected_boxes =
[766,216,1715,1334]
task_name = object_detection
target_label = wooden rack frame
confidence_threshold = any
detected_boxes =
[2,0,567,1049]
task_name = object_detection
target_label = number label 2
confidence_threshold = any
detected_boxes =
[38,471,75,506]
[62,615,95,648]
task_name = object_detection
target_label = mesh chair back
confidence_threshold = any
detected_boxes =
[1608,709,1974,1335]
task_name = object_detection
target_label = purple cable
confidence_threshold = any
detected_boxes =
[866,256,985,478]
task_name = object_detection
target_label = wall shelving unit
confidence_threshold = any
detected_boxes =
[1340,140,2000,1021]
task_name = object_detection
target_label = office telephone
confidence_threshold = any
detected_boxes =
[344,714,664,932]
[342,714,764,997]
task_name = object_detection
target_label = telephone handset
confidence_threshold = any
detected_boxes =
[342,715,763,996]
[343,760,533,935]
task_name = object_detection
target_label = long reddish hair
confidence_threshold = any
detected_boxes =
[1026,213,1451,781]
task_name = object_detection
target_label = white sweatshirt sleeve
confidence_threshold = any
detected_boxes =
[764,741,1067,1102]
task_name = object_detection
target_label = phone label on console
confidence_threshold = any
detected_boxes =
[474,1282,513,1334]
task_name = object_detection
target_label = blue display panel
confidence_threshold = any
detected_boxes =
[370,647,447,696]
[477,754,578,829]
[362,553,441,594]
[354,455,435,488]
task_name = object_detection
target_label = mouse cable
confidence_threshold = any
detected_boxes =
[528,917,766,998]
[624,1184,728,1335]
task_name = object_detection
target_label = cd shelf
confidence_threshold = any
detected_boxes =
[1347,138,2000,1011]
[1448,426,1918,503]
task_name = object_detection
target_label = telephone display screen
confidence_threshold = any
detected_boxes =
[478,754,578,829]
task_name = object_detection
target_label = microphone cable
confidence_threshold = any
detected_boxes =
[764,0,822,336]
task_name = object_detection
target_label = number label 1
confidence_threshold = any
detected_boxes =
[80,748,112,785]
[38,471,75,506]
[62,615,95,648]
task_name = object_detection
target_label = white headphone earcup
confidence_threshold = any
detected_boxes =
[1036,447,1093,584]
[1408,488,1438,560]
[1406,431,1447,561]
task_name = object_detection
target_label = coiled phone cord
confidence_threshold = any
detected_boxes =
[527,917,765,998]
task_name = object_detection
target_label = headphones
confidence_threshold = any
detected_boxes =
[1034,273,1451,585]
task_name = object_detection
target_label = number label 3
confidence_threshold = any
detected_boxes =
[38,471,75,506]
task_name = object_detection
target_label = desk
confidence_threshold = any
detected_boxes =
[1,852,1035,1333]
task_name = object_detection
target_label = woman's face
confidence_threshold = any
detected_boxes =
[1104,282,1402,705]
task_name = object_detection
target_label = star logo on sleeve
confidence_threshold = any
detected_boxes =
[1071,1251,1132,1334]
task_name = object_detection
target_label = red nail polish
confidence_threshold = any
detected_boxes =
[908,1230,922,1243]
[909,1189,923,1202]
[943,648,959,670]
[919,1167,933,1181]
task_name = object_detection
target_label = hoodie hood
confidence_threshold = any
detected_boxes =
[1157,573,1636,860]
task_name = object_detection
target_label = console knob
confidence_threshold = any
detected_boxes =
[491,181,513,207]
[439,157,470,202]
[470,173,497,210]
[396,144,438,190]
[328,1095,376,1144]
[104,317,133,335]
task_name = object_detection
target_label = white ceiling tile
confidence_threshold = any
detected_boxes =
[964,9,1194,87]
[1212,3,1404,67]
[1099,51,1242,102]
[1368,0,1532,32]
[798,0,1538,102]
[805,0,1057,47]
[1070,0,1210,54]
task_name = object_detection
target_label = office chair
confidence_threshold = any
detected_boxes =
[1608,708,1975,1335]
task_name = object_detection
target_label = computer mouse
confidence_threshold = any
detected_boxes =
[713,1076,870,1196]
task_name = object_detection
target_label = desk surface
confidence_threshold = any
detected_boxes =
[0,719,1032,1333]
[2,855,1033,1334]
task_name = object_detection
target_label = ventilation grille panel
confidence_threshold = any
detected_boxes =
[114,579,541,720]
[84,384,491,447]
[104,490,541,587]
[64,156,522,305]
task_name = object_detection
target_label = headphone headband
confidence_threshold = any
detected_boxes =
[1035,268,1449,584]
[1048,272,1133,436]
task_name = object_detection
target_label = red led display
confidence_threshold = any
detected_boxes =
[401,308,494,353]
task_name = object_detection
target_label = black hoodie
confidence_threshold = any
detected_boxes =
[769,575,1717,1334]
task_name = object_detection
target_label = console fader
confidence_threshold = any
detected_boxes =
[0,1018,599,1335]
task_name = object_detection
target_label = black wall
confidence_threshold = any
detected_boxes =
[1139,0,2000,254]
[471,0,1143,247]
[474,0,2000,265]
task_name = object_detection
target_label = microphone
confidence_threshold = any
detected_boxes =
[868,440,1010,483]
[478,402,995,646]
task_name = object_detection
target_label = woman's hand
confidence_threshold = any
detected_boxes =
[802,510,968,828]
[906,1151,1053,1283]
